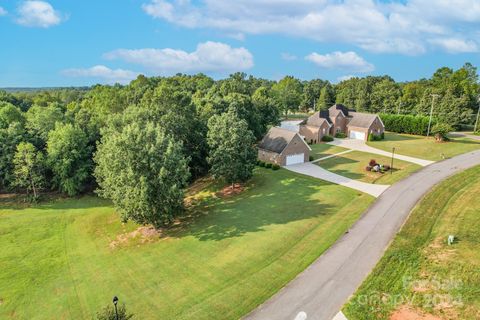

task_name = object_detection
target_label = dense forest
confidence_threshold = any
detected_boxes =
[1,63,479,225]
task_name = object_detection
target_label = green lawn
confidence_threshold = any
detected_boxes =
[367,132,480,161]
[343,165,480,320]
[0,168,373,320]
[310,143,349,160]
[316,151,421,185]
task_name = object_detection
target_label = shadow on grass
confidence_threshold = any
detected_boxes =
[165,172,337,241]
[0,194,111,211]
[317,156,365,180]
[380,133,421,142]
[448,137,480,146]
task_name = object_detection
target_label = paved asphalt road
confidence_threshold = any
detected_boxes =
[244,149,480,320]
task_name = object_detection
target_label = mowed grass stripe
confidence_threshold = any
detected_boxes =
[0,168,372,319]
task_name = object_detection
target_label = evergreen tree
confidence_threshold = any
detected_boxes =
[318,83,335,110]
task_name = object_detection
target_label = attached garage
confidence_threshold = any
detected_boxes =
[349,130,366,140]
[286,153,305,166]
[347,112,385,141]
[258,127,311,166]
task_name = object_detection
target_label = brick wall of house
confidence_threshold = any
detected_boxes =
[300,122,331,144]
[258,149,282,165]
[299,125,320,144]
[331,114,348,135]
[279,134,310,165]
[258,134,310,166]
[368,118,385,135]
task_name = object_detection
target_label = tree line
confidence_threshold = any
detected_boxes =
[1,64,478,226]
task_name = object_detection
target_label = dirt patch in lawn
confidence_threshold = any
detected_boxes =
[424,238,457,263]
[390,306,443,320]
[217,183,245,198]
[109,226,162,249]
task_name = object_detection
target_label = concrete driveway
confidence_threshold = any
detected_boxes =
[327,138,434,166]
[244,149,480,320]
[285,162,389,197]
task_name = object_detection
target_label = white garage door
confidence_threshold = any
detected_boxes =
[349,130,366,140]
[286,153,305,166]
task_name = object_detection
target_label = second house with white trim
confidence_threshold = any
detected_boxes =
[299,104,385,142]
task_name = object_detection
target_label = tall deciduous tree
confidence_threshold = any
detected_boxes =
[25,103,64,148]
[95,120,190,227]
[47,123,92,196]
[0,102,25,129]
[271,76,302,117]
[0,122,27,189]
[207,109,256,186]
[13,142,45,199]
[252,86,281,136]
[301,79,326,111]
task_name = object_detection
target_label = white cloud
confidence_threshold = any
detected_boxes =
[62,65,139,84]
[141,0,480,55]
[428,38,478,53]
[306,51,374,73]
[104,41,254,74]
[16,1,63,28]
[0,7,7,16]
[281,53,297,61]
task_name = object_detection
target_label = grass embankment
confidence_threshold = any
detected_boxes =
[343,165,480,319]
[0,168,373,319]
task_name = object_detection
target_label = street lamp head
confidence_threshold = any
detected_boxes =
[113,296,119,305]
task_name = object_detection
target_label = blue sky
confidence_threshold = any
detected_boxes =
[1,0,479,87]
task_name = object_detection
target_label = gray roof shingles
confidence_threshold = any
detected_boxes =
[304,112,329,127]
[258,127,298,154]
[348,112,378,128]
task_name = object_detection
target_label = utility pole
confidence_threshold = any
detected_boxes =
[397,101,402,115]
[474,96,480,132]
[427,94,439,137]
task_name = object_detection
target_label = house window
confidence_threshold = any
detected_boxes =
[322,128,326,134]
[336,128,341,133]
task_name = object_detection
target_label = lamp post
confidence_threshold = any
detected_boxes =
[427,94,440,137]
[113,296,119,320]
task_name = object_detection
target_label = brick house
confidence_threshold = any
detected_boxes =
[258,127,311,166]
[299,104,384,142]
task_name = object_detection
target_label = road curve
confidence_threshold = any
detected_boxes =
[244,149,480,320]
